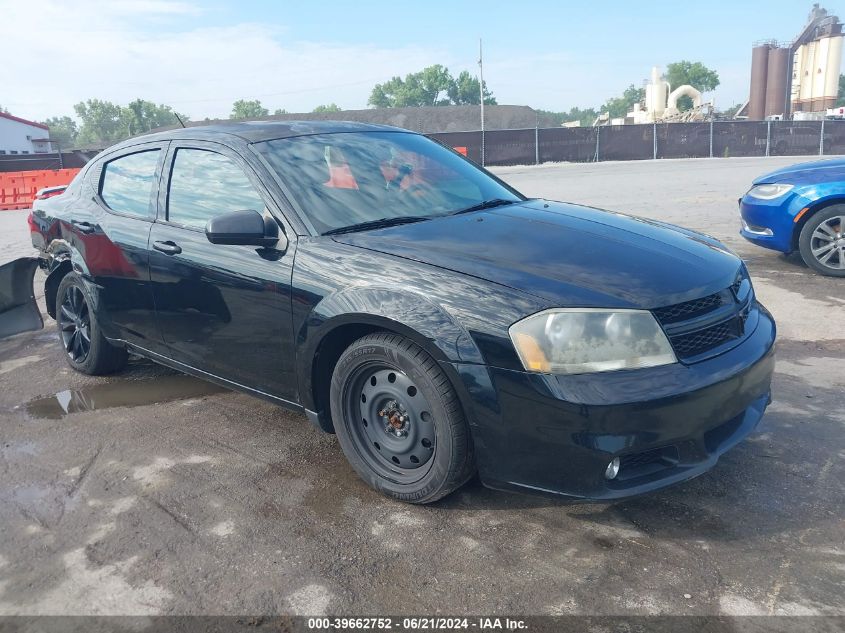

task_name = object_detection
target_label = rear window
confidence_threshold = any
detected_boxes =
[100,150,160,219]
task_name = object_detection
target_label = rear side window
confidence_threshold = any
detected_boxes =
[100,150,160,218]
[167,148,265,229]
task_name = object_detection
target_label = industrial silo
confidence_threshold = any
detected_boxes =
[749,44,771,120]
[765,46,790,117]
[822,34,844,110]
[788,5,844,114]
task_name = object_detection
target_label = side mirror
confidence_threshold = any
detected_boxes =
[205,210,286,250]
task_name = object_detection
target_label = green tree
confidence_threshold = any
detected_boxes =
[230,99,269,119]
[312,103,341,113]
[569,107,599,126]
[368,65,496,108]
[448,71,497,105]
[74,99,186,145]
[74,99,126,145]
[408,64,452,106]
[536,107,599,127]
[720,103,744,119]
[42,116,79,146]
[121,99,185,136]
[836,74,845,107]
[665,61,720,111]
[368,79,398,108]
[602,84,645,119]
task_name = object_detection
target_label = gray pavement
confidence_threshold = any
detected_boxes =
[0,156,843,617]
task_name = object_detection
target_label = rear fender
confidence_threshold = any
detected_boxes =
[0,257,44,339]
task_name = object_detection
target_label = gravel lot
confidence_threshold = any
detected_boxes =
[0,156,843,617]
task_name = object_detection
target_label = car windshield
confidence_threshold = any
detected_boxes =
[255,131,522,234]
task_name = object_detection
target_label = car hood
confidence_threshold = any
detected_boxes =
[332,200,742,309]
[753,157,845,185]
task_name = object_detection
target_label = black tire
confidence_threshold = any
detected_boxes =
[798,206,845,277]
[329,332,474,504]
[56,272,127,375]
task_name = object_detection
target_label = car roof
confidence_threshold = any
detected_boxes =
[117,120,411,149]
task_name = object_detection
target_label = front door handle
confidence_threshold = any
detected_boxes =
[153,240,182,255]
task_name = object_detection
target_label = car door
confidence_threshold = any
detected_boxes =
[84,142,167,351]
[147,141,298,402]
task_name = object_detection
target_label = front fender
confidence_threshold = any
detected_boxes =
[0,257,44,339]
[295,286,487,413]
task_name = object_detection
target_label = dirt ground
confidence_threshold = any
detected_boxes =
[0,156,843,617]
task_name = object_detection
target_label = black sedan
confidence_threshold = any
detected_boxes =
[1,121,775,504]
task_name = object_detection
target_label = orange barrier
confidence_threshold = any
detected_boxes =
[0,168,81,211]
[454,146,468,156]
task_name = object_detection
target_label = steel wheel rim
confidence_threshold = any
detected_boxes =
[343,363,436,484]
[59,286,91,363]
[810,215,845,270]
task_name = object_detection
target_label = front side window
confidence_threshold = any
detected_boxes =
[167,149,265,229]
[100,150,160,218]
[255,132,521,234]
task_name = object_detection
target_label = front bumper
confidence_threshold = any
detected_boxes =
[739,193,805,253]
[457,303,776,501]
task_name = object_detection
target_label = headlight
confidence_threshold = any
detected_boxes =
[509,309,677,375]
[746,184,794,200]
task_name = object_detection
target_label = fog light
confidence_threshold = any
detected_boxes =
[605,457,620,480]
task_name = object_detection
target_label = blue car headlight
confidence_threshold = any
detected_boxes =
[746,184,794,200]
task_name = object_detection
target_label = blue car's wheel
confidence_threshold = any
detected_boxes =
[799,206,845,277]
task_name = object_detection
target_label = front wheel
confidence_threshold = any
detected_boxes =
[56,272,127,375]
[798,206,845,277]
[329,332,474,504]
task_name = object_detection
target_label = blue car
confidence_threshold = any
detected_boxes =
[740,158,845,277]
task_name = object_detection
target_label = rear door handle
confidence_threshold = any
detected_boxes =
[71,220,96,234]
[153,240,182,255]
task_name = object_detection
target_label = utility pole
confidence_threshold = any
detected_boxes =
[479,38,485,166]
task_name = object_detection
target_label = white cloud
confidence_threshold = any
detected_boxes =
[0,1,750,123]
[106,0,203,15]
[0,0,445,120]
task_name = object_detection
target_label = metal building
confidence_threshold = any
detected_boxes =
[0,112,53,155]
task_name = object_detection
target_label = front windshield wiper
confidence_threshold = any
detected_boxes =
[449,198,519,216]
[323,215,431,236]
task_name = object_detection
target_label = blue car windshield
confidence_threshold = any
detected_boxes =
[255,132,522,234]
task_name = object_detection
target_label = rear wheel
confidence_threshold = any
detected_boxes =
[329,332,474,504]
[56,273,127,375]
[798,206,845,277]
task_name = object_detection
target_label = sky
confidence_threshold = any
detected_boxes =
[0,0,842,123]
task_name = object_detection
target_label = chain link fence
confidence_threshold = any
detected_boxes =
[4,123,842,175]
[432,120,845,166]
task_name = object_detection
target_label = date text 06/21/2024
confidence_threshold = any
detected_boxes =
[307,617,528,630]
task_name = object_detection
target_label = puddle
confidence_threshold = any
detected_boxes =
[25,374,226,419]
